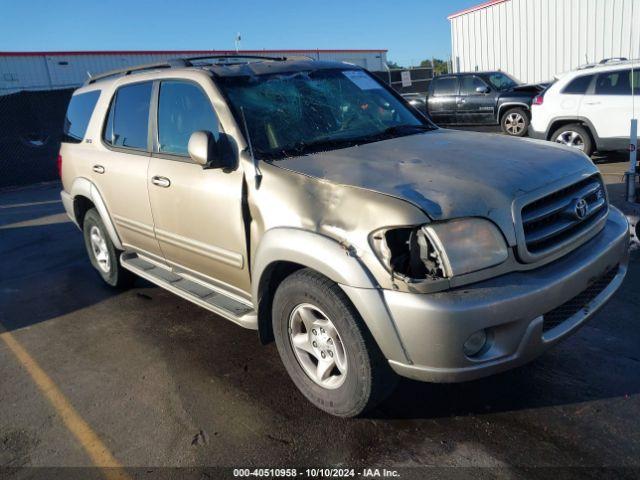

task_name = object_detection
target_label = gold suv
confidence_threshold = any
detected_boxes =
[60,56,629,417]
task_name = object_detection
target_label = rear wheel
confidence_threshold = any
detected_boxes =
[83,208,135,288]
[551,124,594,156]
[272,269,397,417]
[501,107,530,137]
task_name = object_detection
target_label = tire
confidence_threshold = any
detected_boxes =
[272,269,397,417]
[551,124,594,157]
[82,208,135,289]
[501,107,530,137]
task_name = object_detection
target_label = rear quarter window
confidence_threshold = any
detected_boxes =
[562,75,594,95]
[63,90,101,143]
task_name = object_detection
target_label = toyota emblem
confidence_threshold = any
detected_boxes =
[574,198,589,220]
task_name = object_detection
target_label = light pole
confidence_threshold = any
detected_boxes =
[627,58,638,203]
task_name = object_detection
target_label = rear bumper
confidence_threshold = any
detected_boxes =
[60,191,77,226]
[528,125,547,140]
[385,207,629,383]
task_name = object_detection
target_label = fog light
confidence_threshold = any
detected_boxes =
[463,329,488,357]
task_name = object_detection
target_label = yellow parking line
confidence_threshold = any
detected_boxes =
[0,330,130,480]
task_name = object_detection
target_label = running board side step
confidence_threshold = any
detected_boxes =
[120,252,257,330]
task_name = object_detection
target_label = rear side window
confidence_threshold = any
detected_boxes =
[103,82,152,150]
[595,70,632,96]
[63,91,100,143]
[157,81,219,156]
[431,77,458,96]
[562,75,594,94]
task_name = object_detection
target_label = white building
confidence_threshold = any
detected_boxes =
[449,0,640,83]
[0,49,388,95]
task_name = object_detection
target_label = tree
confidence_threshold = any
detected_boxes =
[420,58,449,75]
[386,60,404,70]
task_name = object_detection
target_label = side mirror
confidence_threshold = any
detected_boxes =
[475,85,490,94]
[188,131,215,167]
[188,130,238,171]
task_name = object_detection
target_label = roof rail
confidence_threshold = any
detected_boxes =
[84,54,301,85]
[85,58,190,84]
[600,57,628,64]
[577,57,639,70]
[184,54,287,64]
[83,54,319,85]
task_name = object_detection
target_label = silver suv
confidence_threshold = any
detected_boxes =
[59,56,629,417]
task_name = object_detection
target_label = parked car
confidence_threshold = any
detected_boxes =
[60,57,629,417]
[401,92,427,113]
[529,60,639,156]
[427,71,546,136]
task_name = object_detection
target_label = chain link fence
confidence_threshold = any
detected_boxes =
[0,88,73,189]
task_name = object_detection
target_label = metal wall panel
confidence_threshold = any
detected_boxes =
[451,0,640,83]
[0,50,388,95]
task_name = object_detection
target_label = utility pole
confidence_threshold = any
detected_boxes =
[235,33,241,53]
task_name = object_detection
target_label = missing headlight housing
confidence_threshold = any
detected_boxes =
[371,219,508,282]
[371,227,446,280]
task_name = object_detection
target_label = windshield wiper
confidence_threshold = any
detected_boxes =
[382,124,436,135]
[258,124,435,160]
[350,124,435,144]
[257,137,362,160]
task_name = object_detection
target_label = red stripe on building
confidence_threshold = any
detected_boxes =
[448,0,510,19]
[0,49,387,57]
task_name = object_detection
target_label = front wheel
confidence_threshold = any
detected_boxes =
[272,269,397,417]
[501,107,530,137]
[83,208,135,288]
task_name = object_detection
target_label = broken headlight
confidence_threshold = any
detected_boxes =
[371,219,508,280]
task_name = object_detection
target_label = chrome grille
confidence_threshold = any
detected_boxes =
[520,175,608,257]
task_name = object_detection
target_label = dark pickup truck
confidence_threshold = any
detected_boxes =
[425,71,546,137]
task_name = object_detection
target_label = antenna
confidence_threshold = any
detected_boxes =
[240,106,262,188]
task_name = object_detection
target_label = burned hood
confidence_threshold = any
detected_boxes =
[270,129,598,246]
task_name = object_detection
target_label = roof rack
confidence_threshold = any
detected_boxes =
[85,58,190,84]
[84,54,300,85]
[577,57,639,70]
[185,54,287,65]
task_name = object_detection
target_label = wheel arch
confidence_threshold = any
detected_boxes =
[69,177,123,250]
[497,102,530,122]
[546,117,599,146]
[251,228,411,364]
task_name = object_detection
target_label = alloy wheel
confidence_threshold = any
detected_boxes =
[505,112,526,135]
[555,130,585,151]
[89,225,111,273]
[288,303,348,389]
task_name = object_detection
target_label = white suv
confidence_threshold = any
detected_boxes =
[529,60,639,156]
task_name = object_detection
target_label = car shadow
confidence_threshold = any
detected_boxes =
[0,188,153,332]
[2,182,638,425]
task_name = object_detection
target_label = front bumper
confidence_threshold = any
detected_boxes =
[385,207,629,383]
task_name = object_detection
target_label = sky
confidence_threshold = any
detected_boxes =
[0,0,480,67]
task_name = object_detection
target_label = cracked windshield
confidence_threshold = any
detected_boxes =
[219,68,434,159]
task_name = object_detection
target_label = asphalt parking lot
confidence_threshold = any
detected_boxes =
[1,146,639,478]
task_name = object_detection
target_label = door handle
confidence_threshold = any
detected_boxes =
[92,165,105,174]
[151,176,171,188]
